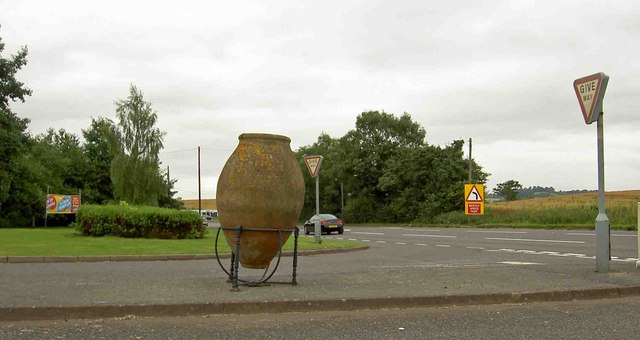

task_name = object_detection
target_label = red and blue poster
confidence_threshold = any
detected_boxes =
[46,194,81,214]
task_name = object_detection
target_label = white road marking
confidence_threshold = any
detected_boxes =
[498,261,543,265]
[362,239,370,242]
[489,248,639,262]
[435,245,451,248]
[486,237,584,244]
[466,246,485,250]
[466,230,527,234]
[568,232,636,237]
[348,238,358,241]
[400,228,441,231]
[376,241,386,244]
[416,243,428,246]
[515,250,538,254]
[395,242,407,245]
[403,234,457,238]
[351,231,385,235]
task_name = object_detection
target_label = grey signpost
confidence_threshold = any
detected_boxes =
[304,155,323,244]
[573,72,610,272]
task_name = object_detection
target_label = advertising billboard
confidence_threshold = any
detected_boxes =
[46,194,81,214]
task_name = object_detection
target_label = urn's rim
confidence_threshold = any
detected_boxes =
[238,133,291,143]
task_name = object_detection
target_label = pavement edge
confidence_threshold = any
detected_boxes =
[3,285,640,322]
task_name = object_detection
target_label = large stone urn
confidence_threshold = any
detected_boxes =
[216,133,305,269]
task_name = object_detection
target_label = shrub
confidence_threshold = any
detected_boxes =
[75,204,206,239]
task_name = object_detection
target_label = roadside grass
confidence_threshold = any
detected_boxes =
[0,228,364,257]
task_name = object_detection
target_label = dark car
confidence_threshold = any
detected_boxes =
[303,214,344,235]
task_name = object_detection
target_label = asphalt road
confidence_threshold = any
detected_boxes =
[329,226,639,265]
[3,296,640,339]
[2,225,640,337]
[2,226,639,308]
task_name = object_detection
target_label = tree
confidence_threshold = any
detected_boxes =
[340,111,427,221]
[0,25,32,112]
[295,111,490,223]
[107,85,166,206]
[379,139,489,222]
[27,129,90,226]
[296,133,344,219]
[82,118,115,204]
[493,180,523,201]
[0,26,35,226]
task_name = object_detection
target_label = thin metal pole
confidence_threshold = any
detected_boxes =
[45,186,49,228]
[468,138,472,183]
[315,174,320,215]
[467,138,472,225]
[167,166,171,197]
[314,174,321,243]
[636,202,640,269]
[198,146,202,215]
[595,112,610,272]
[340,182,344,218]
[292,227,299,285]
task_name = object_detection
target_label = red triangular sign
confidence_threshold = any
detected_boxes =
[573,73,609,125]
[304,156,323,178]
[466,185,483,202]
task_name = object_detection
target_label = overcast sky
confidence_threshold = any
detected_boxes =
[2,0,639,199]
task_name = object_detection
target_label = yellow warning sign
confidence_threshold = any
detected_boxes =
[464,184,484,215]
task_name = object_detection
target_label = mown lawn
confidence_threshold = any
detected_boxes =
[0,227,364,256]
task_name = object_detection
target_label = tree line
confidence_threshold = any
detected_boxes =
[2,27,491,227]
[0,29,179,227]
[295,111,489,223]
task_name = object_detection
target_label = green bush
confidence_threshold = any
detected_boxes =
[75,204,206,239]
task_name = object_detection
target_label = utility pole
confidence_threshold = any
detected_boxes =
[198,146,202,215]
[167,166,171,197]
[468,138,473,183]
[467,138,472,226]
[340,182,344,218]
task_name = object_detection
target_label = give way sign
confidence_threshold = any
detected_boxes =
[573,72,609,125]
[303,155,323,178]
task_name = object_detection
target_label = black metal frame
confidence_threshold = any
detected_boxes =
[214,225,299,291]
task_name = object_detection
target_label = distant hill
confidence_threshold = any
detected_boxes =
[487,186,599,201]
[517,186,597,199]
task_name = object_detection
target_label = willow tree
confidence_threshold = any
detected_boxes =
[108,85,166,205]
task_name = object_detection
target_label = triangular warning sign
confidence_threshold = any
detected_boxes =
[304,155,323,178]
[466,185,483,202]
[573,72,609,125]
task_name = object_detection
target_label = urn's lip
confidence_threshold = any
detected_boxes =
[238,133,291,143]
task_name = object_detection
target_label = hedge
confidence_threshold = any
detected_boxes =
[75,204,206,239]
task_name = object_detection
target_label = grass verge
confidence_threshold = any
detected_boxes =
[0,228,365,257]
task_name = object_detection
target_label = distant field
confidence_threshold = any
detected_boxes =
[431,190,639,229]
[181,199,217,210]
[490,190,640,209]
